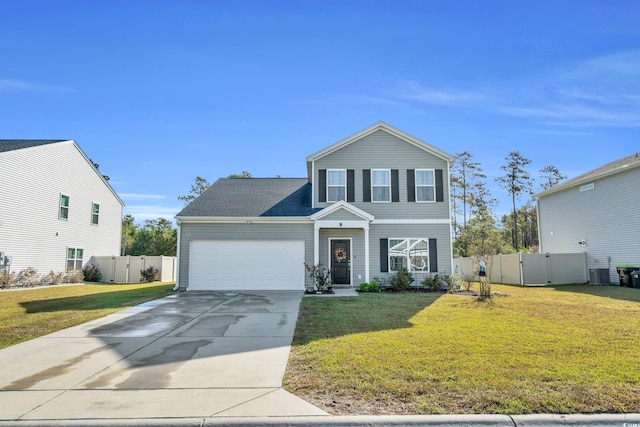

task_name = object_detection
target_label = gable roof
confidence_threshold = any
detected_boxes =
[310,200,375,221]
[176,178,319,219]
[0,139,124,207]
[0,139,67,153]
[305,121,456,181]
[535,152,640,198]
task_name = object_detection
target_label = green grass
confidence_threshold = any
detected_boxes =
[284,284,640,415]
[0,282,175,349]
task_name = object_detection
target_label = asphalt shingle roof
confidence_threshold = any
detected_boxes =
[176,178,319,217]
[537,152,640,197]
[0,140,67,153]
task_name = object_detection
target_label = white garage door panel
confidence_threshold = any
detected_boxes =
[189,240,305,290]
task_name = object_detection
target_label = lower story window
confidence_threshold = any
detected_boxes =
[67,248,83,271]
[389,238,429,272]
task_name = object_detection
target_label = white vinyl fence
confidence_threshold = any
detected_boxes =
[453,253,588,286]
[91,256,177,283]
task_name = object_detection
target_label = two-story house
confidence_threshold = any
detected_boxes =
[175,122,455,291]
[0,140,124,276]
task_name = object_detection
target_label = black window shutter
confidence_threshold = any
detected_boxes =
[435,169,444,202]
[391,169,399,202]
[347,169,355,202]
[429,238,438,272]
[318,169,326,203]
[380,238,388,272]
[407,169,415,202]
[363,169,371,202]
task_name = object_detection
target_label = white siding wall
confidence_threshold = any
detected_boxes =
[0,141,123,274]
[314,130,451,220]
[538,166,640,283]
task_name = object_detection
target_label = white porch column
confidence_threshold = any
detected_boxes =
[313,222,320,265]
[364,222,370,283]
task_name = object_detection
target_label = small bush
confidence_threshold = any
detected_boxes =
[420,275,438,291]
[17,267,40,287]
[64,270,85,284]
[42,271,64,286]
[0,270,17,288]
[358,280,382,292]
[140,266,160,282]
[389,268,414,292]
[83,264,102,282]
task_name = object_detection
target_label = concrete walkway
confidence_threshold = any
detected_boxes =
[1,289,639,426]
[0,290,328,422]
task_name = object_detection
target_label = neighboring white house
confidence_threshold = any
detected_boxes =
[175,122,456,291]
[535,153,640,285]
[0,140,124,275]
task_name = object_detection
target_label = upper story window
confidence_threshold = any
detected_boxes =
[415,169,435,202]
[91,202,100,225]
[327,169,346,202]
[580,183,595,192]
[371,169,391,202]
[66,247,83,271]
[59,194,70,220]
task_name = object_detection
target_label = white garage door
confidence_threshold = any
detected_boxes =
[189,240,305,291]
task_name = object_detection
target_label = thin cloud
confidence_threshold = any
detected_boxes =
[120,193,167,200]
[124,205,180,222]
[0,78,76,93]
[391,81,486,106]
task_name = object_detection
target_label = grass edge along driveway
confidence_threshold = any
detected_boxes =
[284,284,640,415]
[0,282,175,349]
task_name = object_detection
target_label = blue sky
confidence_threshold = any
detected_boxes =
[2,0,639,223]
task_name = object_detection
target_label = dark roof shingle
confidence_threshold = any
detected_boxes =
[176,178,318,217]
[0,140,67,153]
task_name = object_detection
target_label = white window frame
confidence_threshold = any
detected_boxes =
[580,183,595,192]
[389,238,430,273]
[326,169,346,202]
[66,247,84,272]
[415,169,436,202]
[371,169,391,202]
[91,202,100,225]
[59,194,70,220]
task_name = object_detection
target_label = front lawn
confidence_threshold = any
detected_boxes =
[0,282,175,349]
[284,284,640,415]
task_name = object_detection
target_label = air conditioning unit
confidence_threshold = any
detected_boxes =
[589,268,610,285]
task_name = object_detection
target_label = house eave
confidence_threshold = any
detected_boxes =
[175,216,313,224]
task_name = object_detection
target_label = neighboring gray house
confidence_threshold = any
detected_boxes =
[175,122,455,291]
[535,153,640,284]
[0,140,124,275]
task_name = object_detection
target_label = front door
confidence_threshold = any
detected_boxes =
[331,239,350,285]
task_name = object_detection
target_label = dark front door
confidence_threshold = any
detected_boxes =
[331,239,350,285]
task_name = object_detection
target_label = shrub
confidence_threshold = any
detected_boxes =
[358,280,382,292]
[42,271,64,286]
[140,266,160,282]
[83,264,102,282]
[389,268,414,292]
[420,275,438,291]
[64,270,85,284]
[304,262,332,291]
[0,270,17,288]
[17,267,40,287]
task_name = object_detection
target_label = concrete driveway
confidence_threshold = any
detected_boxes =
[0,290,328,422]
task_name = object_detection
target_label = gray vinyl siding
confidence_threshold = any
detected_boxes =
[0,141,123,273]
[320,210,367,221]
[319,228,365,285]
[178,222,314,290]
[538,166,640,283]
[313,129,450,219]
[369,223,453,279]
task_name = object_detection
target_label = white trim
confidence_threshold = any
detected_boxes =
[326,168,347,202]
[329,237,353,286]
[175,216,313,224]
[373,218,451,225]
[310,200,375,221]
[415,169,436,203]
[388,237,431,273]
[371,168,391,203]
[174,221,182,291]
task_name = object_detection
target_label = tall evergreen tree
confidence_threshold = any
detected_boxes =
[539,165,567,191]
[178,176,211,206]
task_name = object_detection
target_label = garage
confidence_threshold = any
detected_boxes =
[188,240,305,291]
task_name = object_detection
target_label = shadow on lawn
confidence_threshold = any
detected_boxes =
[293,292,443,345]
[546,283,640,304]
[19,284,173,313]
